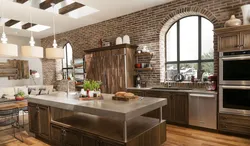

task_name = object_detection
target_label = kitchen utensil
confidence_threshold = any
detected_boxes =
[174,73,184,82]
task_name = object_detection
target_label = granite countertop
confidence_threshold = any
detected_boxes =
[27,93,167,121]
[127,87,217,95]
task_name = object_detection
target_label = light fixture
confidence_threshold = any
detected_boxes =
[21,0,44,58]
[46,3,64,59]
[0,0,18,57]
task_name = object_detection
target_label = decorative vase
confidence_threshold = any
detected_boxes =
[224,15,242,27]
[241,4,250,25]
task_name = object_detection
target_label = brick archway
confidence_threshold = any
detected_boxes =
[158,6,218,82]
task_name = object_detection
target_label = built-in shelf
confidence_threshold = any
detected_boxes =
[135,52,153,57]
[135,68,153,71]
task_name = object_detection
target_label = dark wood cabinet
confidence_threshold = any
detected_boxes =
[127,90,188,125]
[51,124,82,146]
[85,44,137,94]
[28,103,39,134]
[28,103,50,140]
[219,113,250,136]
[171,93,188,125]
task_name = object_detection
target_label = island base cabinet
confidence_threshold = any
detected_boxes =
[28,103,50,141]
[51,124,82,146]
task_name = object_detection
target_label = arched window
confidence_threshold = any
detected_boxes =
[166,16,214,81]
[62,43,73,79]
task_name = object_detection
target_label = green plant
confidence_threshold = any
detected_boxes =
[15,91,25,97]
[83,80,102,91]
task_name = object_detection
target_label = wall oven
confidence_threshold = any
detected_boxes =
[219,51,250,85]
[219,85,250,116]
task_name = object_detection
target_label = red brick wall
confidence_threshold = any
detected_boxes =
[41,0,250,86]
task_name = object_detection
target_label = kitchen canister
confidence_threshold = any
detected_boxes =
[123,35,130,44]
[224,15,242,27]
[241,4,250,25]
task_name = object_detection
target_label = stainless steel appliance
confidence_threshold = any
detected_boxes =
[219,85,250,116]
[189,93,217,129]
[219,51,250,85]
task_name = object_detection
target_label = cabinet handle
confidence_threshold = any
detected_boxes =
[61,129,66,136]
[36,106,40,112]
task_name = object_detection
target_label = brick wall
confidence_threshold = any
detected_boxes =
[41,0,250,87]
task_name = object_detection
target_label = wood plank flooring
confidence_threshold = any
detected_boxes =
[1,124,250,146]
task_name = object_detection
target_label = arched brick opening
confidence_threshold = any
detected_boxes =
[159,6,218,82]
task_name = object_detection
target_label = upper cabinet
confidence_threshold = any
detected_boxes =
[215,25,250,52]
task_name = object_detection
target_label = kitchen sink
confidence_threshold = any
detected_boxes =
[151,87,192,90]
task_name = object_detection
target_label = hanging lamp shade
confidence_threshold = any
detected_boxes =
[21,46,44,58]
[0,43,18,57]
[45,47,64,59]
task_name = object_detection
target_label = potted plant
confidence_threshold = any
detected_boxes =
[82,80,102,97]
[15,91,25,101]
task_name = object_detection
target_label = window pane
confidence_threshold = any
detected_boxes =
[201,18,214,60]
[201,62,214,78]
[166,23,177,62]
[67,43,73,67]
[62,46,67,68]
[180,16,199,61]
[180,63,198,80]
[166,64,177,80]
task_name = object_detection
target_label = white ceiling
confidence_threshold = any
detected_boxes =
[1,0,174,39]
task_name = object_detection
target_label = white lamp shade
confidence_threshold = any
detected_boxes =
[46,47,64,59]
[0,43,18,57]
[21,46,44,58]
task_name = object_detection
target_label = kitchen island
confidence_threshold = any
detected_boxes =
[27,93,167,146]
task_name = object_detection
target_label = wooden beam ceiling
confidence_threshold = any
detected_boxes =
[16,0,28,4]
[59,2,84,15]
[22,23,37,29]
[5,20,20,27]
[39,0,64,10]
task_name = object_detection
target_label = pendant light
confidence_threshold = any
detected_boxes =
[21,0,44,58]
[0,0,18,57]
[45,3,64,59]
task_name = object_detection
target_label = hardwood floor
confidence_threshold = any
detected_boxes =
[1,124,250,146]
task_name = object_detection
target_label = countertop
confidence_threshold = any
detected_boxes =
[127,87,217,95]
[27,93,167,121]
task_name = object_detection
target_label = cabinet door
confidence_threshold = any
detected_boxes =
[64,129,82,146]
[172,93,188,125]
[38,105,50,140]
[218,32,240,52]
[51,124,63,146]
[241,31,250,50]
[143,91,162,118]
[85,53,94,80]
[28,103,39,134]
[144,91,162,97]
[82,135,98,146]
[161,93,172,122]
[100,141,124,146]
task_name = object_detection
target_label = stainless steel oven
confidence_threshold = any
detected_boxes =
[219,85,250,116]
[219,51,250,85]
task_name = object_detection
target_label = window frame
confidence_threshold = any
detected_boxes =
[165,15,214,80]
[62,43,73,79]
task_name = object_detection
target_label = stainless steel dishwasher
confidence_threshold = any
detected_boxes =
[189,93,217,129]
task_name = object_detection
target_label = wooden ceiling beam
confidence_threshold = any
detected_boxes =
[22,23,37,29]
[5,20,20,27]
[59,2,84,15]
[39,0,64,10]
[16,0,28,4]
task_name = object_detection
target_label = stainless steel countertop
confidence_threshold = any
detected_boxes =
[127,87,217,95]
[27,93,167,121]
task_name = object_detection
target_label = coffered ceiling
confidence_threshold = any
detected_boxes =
[1,0,174,39]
